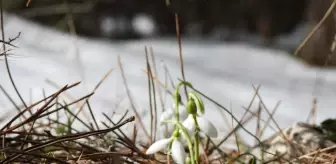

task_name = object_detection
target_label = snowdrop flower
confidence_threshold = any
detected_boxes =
[182,115,218,138]
[160,104,189,124]
[182,94,218,138]
[145,138,171,154]
[177,115,218,147]
[154,80,219,164]
[171,139,186,164]
[159,109,174,124]
[146,137,186,164]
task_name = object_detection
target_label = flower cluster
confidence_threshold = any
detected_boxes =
[145,81,218,164]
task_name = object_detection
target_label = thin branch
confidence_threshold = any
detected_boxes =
[175,13,188,100]
[294,0,336,56]
[145,47,154,145]
[117,56,150,139]
[1,116,135,164]
[0,0,28,110]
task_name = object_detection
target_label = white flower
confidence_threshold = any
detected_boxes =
[145,138,171,154]
[182,115,195,135]
[146,138,186,164]
[160,105,189,124]
[171,139,186,164]
[182,115,218,138]
[160,109,174,124]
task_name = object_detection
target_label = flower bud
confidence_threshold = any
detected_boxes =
[173,129,180,138]
[188,92,205,115]
[187,98,197,115]
[174,90,181,104]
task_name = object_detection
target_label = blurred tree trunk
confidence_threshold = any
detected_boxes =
[298,0,336,66]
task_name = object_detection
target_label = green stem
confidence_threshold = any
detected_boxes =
[192,115,200,163]
[174,98,180,121]
[175,121,196,164]
[168,137,174,156]
[174,98,180,142]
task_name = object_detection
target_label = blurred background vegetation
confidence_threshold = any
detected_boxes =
[2,0,336,67]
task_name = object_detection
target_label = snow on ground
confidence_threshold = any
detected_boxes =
[1,13,336,147]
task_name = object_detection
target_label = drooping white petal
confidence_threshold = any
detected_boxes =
[172,103,189,121]
[160,109,174,124]
[197,117,218,138]
[160,105,188,124]
[178,105,189,121]
[146,138,171,154]
[171,139,186,164]
[178,134,189,147]
[182,115,195,136]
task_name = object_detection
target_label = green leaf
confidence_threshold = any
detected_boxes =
[248,156,257,164]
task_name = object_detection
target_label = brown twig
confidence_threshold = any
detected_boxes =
[1,116,135,164]
[149,47,165,123]
[175,13,188,100]
[85,100,99,131]
[259,101,281,138]
[37,92,93,120]
[252,85,305,159]
[70,69,114,125]
[117,56,150,140]
[0,82,81,132]
[0,84,69,134]
[0,0,28,113]
[0,84,22,115]
[145,47,154,145]
[294,0,336,56]
[207,85,262,155]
